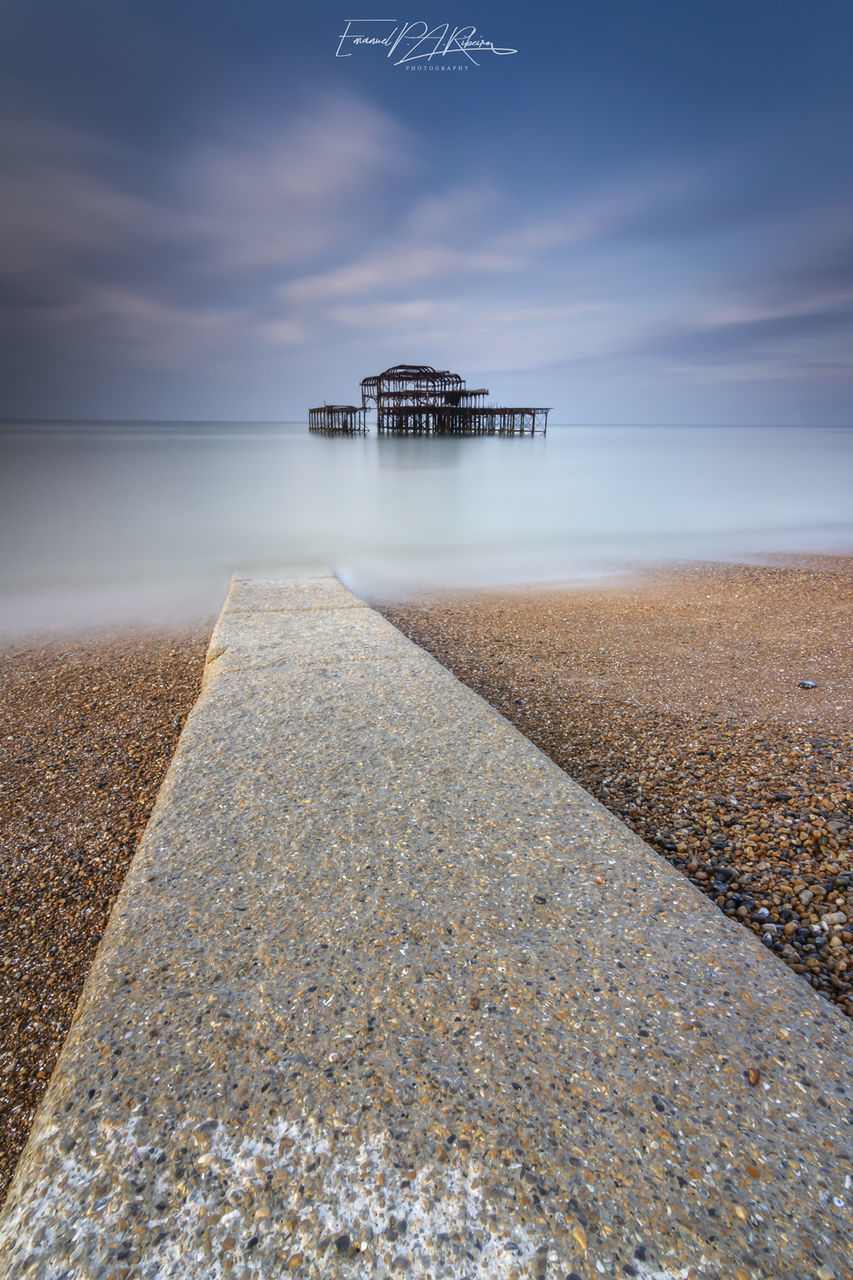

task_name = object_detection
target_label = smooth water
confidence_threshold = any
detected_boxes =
[1,422,852,638]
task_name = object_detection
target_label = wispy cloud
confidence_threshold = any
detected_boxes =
[1,73,851,415]
[279,173,698,310]
[0,86,413,372]
[0,106,174,283]
[631,213,853,381]
[182,97,413,273]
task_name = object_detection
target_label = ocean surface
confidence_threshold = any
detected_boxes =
[1,421,852,639]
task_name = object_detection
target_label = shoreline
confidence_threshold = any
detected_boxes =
[1,557,851,1204]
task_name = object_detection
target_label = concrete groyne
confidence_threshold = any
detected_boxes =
[1,574,850,1278]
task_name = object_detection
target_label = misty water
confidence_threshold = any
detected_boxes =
[1,421,852,639]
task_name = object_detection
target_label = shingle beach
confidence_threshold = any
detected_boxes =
[382,558,853,1018]
[0,632,209,1203]
[0,569,850,1280]
[1,558,850,1267]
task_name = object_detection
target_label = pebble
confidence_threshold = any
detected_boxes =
[383,558,853,1022]
[0,629,209,1204]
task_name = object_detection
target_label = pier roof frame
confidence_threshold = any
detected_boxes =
[361,364,465,408]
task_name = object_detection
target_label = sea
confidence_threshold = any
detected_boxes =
[1,421,852,640]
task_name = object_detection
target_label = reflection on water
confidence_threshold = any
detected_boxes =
[0,421,851,637]
[374,433,492,470]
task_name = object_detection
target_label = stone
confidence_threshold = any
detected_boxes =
[2,573,852,1280]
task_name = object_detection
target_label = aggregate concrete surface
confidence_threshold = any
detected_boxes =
[0,575,850,1280]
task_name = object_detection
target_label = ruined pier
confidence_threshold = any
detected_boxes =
[309,364,550,435]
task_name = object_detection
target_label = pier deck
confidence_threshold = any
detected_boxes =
[1,575,850,1279]
[375,405,547,434]
[308,405,366,433]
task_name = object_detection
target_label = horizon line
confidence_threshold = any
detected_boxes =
[1,418,852,430]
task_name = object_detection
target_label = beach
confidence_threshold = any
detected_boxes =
[1,557,851,1204]
[381,557,853,1014]
[0,631,209,1203]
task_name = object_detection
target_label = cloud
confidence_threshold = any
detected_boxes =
[182,97,414,273]
[279,173,699,310]
[0,106,174,284]
[1,71,851,416]
[755,221,853,316]
[266,170,736,374]
[0,85,411,287]
[632,214,853,380]
[323,298,631,375]
[660,306,852,360]
[0,85,414,374]
[284,242,524,306]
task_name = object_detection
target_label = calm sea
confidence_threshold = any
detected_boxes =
[1,422,851,639]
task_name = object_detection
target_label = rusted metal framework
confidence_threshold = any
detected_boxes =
[308,404,366,433]
[360,364,549,435]
[308,365,549,435]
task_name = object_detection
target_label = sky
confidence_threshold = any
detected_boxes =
[1,0,852,424]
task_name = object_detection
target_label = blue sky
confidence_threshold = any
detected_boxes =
[1,0,851,423]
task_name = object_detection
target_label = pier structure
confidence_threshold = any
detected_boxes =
[308,364,549,434]
[308,404,366,433]
[362,364,549,434]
